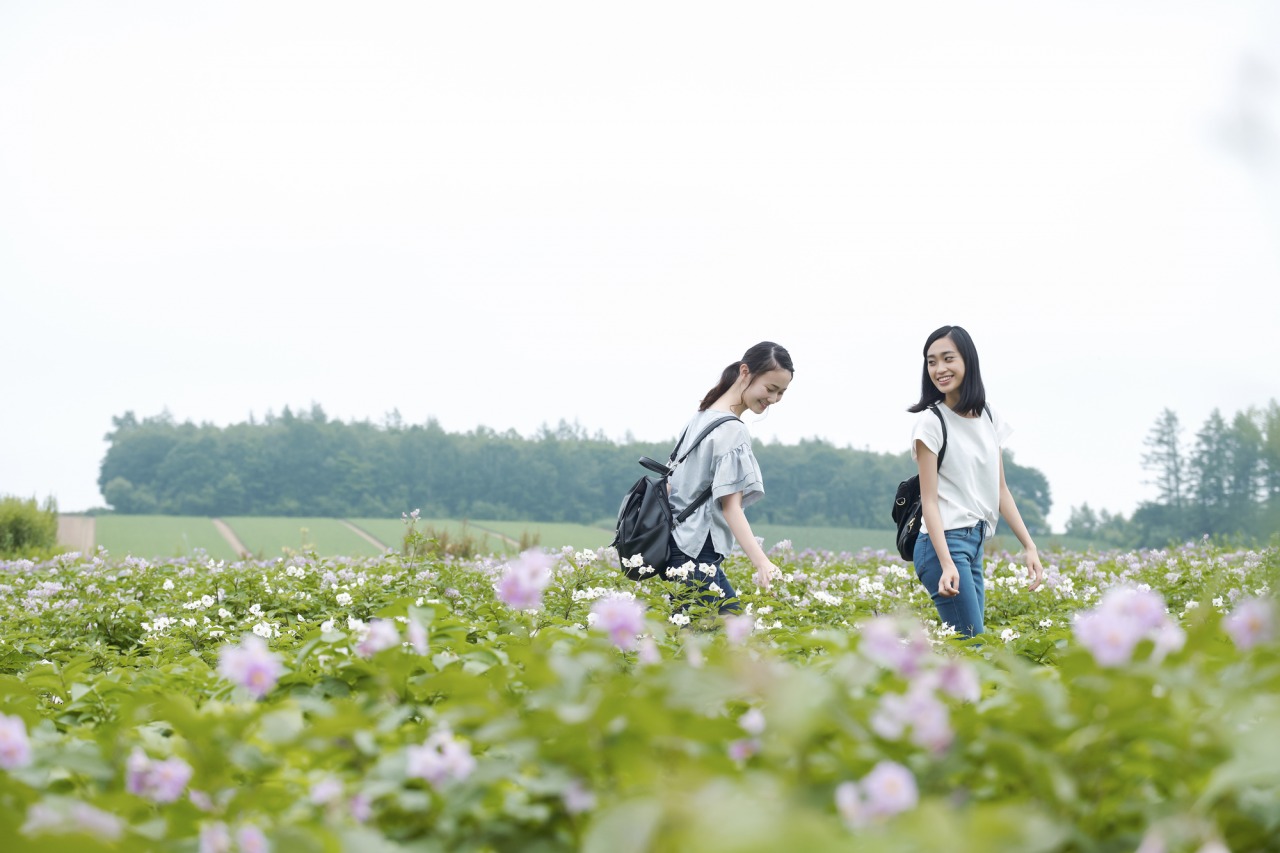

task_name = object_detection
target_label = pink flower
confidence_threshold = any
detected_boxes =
[858,616,931,676]
[562,779,597,814]
[1073,586,1176,667]
[348,793,372,823]
[199,821,233,853]
[590,596,646,651]
[356,619,401,658]
[310,777,343,805]
[870,684,952,754]
[236,824,270,853]
[126,748,193,803]
[727,738,759,762]
[1073,610,1143,667]
[1224,597,1275,651]
[406,728,476,787]
[636,636,661,665]
[860,760,919,819]
[835,761,919,829]
[724,613,754,645]
[0,713,33,770]
[407,618,429,655]
[933,659,981,703]
[218,634,283,699]
[495,549,554,610]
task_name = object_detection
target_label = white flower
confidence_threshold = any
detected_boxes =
[162,579,175,591]
[669,613,691,627]
[1000,628,1020,642]
[335,592,353,606]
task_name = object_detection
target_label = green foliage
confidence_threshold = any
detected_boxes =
[0,495,60,558]
[1,540,1277,850]
[96,409,1054,531]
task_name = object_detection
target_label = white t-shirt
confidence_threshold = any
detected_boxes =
[910,404,1012,540]
[668,410,764,558]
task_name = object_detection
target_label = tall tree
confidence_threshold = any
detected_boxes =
[1188,409,1232,535]
[1141,408,1186,509]
[1225,409,1264,523]
[1261,399,1280,501]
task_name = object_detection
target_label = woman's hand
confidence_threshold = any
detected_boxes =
[754,560,777,591]
[1024,546,1044,591]
[937,562,960,597]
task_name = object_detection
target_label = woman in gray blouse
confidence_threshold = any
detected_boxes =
[666,341,795,612]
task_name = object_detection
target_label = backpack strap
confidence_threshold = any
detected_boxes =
[930,404,949,471]
[671,415,742,524]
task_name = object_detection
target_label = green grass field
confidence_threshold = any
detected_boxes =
[349,518,513,555]
[95,515,240,561]
[78,515,1094,562]
[470,520,614,551]
[221,517,386,559]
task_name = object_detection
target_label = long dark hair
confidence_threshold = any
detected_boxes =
[907,325,986,416]
[699,341,795,411]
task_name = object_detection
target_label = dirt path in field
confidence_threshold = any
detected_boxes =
[211,518,251,558]
[469,523,521,548]
[57,515,95,553]
[340,520,389,551]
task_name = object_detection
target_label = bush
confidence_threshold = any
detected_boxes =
[0,495,59,558]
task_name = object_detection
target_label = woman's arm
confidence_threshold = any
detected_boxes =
[917,440,960,597]
[720,491,777,591]
[997,456,1044,590]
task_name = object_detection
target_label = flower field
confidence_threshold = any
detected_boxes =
[1,525,1278,852]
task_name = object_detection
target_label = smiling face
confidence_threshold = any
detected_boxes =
[925,335,965,402]
[738,366,792,415]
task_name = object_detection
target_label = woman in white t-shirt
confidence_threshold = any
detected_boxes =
[909,325,1043,637]
[666,341,794,612]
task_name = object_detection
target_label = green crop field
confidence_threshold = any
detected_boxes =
[349,518,513,555]
[470,520,614,551]
[220,517,385,559]
[95,515,240,561]
[75,516,1088,564]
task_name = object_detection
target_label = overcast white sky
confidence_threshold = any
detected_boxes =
[2,1,1277,533]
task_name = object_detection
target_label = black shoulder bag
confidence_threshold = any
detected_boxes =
[611,415,740,580]
[892,405,947,562]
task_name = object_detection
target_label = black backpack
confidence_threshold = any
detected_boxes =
[611,415,740,580]
[892,405,947,561]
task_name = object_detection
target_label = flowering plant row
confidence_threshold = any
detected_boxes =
[0,529,1277,852]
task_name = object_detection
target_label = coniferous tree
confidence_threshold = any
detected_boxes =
[1141,408,1186,510]
[1189,409,1232,535]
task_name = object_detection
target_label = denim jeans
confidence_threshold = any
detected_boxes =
[913,521,986,638]
[667,533,741,614]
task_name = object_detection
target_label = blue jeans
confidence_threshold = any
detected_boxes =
[913,522,986,638]
[668,533,741,614]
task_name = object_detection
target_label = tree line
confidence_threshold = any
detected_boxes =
[97,405,1053,533]
[1065,400,1280,547]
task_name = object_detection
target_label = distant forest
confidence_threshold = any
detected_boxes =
[97,406,1053,534]
[1066,401,1280,548]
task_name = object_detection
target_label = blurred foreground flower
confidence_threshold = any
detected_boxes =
[495,549,554,610]
[23,800,124,842]
[127,748,193,803]
[356,619,400,657]
[406,728,476,788]
[1073,586,1184,667]
[0,713,33,770]
[590,596,645,650]
[218,634,283,699]
[835,760,919,828]
[1223,596,1275,650]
